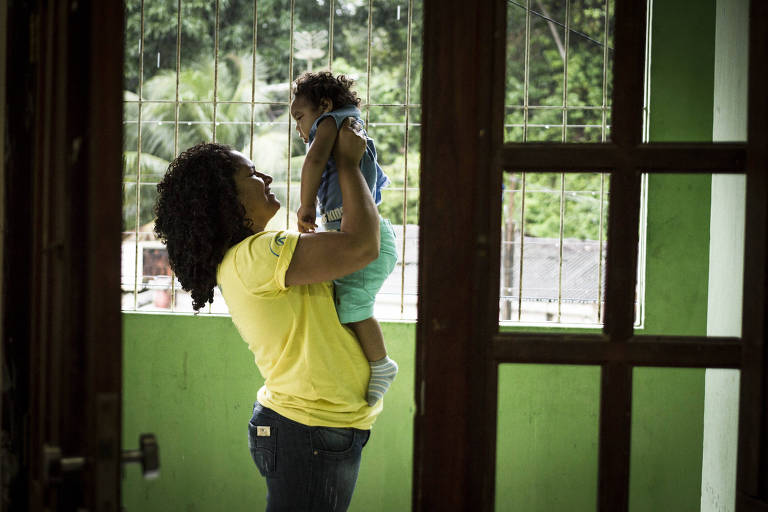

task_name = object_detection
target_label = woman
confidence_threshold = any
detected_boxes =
[154,120,382,511]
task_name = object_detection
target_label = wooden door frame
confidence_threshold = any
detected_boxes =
[414,1,768,510]
[413,0,505,509]
[3,0,39,508]
[2,1,124,510]
[738,1,768,507]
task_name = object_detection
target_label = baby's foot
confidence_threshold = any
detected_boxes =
[367,356,398,406]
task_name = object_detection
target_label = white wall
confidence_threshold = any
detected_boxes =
[701,0,748,510]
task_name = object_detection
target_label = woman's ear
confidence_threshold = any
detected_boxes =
[320,98,334,113]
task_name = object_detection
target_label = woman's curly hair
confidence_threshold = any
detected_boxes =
[154,142,254,311]
[292,71,361,109]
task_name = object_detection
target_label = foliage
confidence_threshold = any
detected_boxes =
[504,172,608,241]
[124,0,610,240]
[124,0,423,232]
[503,0,613,240]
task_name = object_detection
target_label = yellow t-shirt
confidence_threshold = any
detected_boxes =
[216,230,382,429]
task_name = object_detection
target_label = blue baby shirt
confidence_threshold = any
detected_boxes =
[307,105,389,231]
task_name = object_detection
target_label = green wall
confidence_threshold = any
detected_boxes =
[122,316,415,511]
[123,1,721,511]
[628,2,714,509]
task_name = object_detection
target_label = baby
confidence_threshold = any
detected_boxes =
[291,71,398,407]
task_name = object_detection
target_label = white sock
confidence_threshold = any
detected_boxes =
[367,356,398,406]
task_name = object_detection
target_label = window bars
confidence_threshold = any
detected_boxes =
[122,0,420,317]
[123,0,640,326]
[501,0,645,326]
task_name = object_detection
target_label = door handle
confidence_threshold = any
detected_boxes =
[121,433,160,479]
[43,433,160,484]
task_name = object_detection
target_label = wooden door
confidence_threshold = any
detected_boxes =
[3,1,125,510]
[413,0,768,510]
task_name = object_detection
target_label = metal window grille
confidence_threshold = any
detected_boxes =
[122,0,643,326]
[500,0,646,326]
[122,0,421,317]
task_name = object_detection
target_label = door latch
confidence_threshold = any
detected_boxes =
[43,433,160,483]
[121,433,160,479]
[42,445,85,484]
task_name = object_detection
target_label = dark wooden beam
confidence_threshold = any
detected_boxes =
[2,1,36,509]
[478,0,508,508]
[632,144,746,172]
[493,333,742,367]
[602,168,641,342]
[738,0,768,504]
[739,493,768,512]
[85,0,124,508]
[609,1,646,148]
[597,0,647,508]
[497,143,746,173]
[598,362,633,511]
[413,0,502,510]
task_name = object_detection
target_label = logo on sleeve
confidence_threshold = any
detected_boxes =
[269,234,286,257]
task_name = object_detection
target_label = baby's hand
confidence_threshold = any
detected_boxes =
[297,205,318,233]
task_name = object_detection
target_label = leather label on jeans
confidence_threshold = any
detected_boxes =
[256,426,271,437]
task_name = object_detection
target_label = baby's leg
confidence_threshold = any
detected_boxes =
[348,317,398,406]
[349,316,387,361]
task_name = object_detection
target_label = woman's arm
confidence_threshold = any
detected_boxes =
[285,118,380,286]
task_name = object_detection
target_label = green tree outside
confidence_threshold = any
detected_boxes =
[124,0,610,238]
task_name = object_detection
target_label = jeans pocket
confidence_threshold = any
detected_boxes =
[312,427,357,459]
[248,422,277,476]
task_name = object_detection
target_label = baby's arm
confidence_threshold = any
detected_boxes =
[297,117,337,232]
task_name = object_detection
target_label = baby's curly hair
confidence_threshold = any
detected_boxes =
[154,142,254,311]
[292,71,361,109]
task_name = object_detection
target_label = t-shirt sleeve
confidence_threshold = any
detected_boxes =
[316,112,343,132]
[309,106,361,142]
[234,231,300,294]
[327,106,361,130]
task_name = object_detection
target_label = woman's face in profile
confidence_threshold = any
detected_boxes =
[230,150,280,231]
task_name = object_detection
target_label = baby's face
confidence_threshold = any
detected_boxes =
[290,95,328,143]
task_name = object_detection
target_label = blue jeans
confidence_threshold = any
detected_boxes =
[248,401,371,512]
